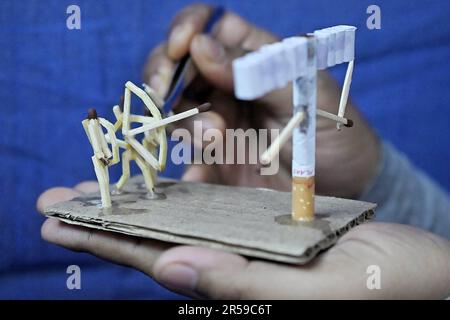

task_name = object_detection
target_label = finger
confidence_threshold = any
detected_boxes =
[189,34,233,92]
[189,34,293,114]
[168,4,277,59]
[182,164,220,184]
[41,218,170,275]
[143,43,175,98]
[152,246,324,299]
[188,11,278,92]
[167,4,212,60]
[74,181,99,194]
[152,246,251,298]
[36,187,82,213]
[152,223,450,299]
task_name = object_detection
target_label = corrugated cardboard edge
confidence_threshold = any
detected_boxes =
[45,205,375,265]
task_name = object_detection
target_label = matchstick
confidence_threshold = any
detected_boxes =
[127,137,161,171]
[336,60,354,130]
[122,81,168,171]
[142,83,165,109]
[316,108,353,127]
[260,111,305,165]
[84,109,113,208]
[126,103,211,136]
[98,118,120,165]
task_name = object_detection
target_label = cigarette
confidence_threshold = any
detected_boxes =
[292,176,315,221]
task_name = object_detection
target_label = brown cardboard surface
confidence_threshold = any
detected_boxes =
[43,176,376,264]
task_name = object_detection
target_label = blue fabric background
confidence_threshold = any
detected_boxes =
[0,0,449,299]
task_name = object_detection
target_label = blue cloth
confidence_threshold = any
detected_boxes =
[0,0,449,299]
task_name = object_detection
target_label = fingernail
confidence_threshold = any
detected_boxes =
[197,35,226,63]
[149,74,167,98]
[157,263,198,292]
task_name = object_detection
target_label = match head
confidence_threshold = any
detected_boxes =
[344,119,354,128]
[87,108,98,119]
[197,102,211,113]
[119,96,124,111]
[143,106,151,117]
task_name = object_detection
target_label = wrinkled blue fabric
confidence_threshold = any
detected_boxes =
[0,0,449,299]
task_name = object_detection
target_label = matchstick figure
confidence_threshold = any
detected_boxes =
[115,81,210,195]
[111,103,162,197]
[82,108,120,207]
[82,81,210,207]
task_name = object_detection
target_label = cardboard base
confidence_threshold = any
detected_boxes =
[43,176,376,264]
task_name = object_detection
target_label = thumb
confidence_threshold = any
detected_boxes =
[190,34,235,92]
[190,34,293,117]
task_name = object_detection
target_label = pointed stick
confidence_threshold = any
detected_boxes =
[337,60,354,130]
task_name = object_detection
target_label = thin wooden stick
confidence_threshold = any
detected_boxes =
[260,111,305,165]
[127,137,161,171]
[142,83,165,109]
[317,108,353,127]
[126,103,211,136]
[337,60,354,130]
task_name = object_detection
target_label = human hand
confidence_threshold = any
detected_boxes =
[144,4,380,198]
[38,184,450,299]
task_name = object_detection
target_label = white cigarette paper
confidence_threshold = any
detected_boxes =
[292,37,317,178]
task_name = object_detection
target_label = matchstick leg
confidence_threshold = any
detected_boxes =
[135,155,156,194]
[116,149,132,191]
[92,156,111,208]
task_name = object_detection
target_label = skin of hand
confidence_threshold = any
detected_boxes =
[37,5,450,299]
[37,184,450,299]
[143,4,380,198]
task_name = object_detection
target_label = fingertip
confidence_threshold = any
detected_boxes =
[182,164,218,183]
[190,34,226,64]
[36,187,82,213]
[74,181,99,194]
[168,23,195,60]
[190,35,234,91]
[40,218,62,243]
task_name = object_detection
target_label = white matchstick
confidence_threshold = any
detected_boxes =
[126,103,211,136]
[317,108,353,127]
[337,60,354,130]
[142,83,165,109]
[260,111,305,165]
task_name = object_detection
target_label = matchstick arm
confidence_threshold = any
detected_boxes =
[260,111,305,165]
[125,103,211,137]
[98,118,120,166]
[316,108,353,127]
[112,105,157,126]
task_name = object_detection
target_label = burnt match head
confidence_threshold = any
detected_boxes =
[197,102,211,113]
[119,96,124,111]
[143,106,151,117]
[344,119,354,128]
[87,108,98,119]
